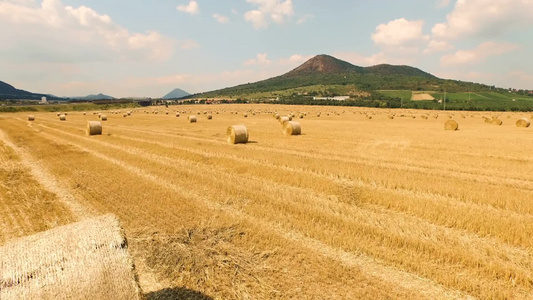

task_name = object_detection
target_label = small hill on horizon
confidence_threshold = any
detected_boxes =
[162,88,191,99]
[0,80,61,100]
[70,93,115,101]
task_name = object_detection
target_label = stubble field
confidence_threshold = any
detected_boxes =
[0,104,532,299]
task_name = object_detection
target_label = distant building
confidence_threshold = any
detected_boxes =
[313,96,350,101]
[40,96,47,104]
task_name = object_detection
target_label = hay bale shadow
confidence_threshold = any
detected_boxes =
[145,287,213,300]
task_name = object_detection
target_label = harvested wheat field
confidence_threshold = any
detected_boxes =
[0,104,532,299]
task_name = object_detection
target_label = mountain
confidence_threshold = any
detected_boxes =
[284,54,365,76]
[162,88,191,99]
[364,64,436,78]
[0,80,60,100]
[70,93,115,100]
[194,54,488,99]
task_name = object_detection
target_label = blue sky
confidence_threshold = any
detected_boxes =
[1,0,532,97]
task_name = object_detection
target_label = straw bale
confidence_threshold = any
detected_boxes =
[100,115,108,121]
[227,125,248,144]
[87,121,102,136]
[283,121,301,136]
[279,116,290,124]
[28,115,35,121]
[0,214,142,300]
[207,114,213,120]
[59,114,66,121]
[444,120,459,131]
[491,117,503,126]
[516,118,531,128]
[188,115,197,123]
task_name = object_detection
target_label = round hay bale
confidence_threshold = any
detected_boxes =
[207,114,213,120]
[491,117,503,126]
[0,214,143,300]
[83,112,87,115]
[279,116,290,124]
[176,113,180,117]
[123,113,128,117]
[28,115,35,121]
[101,115,107,121]
[387,115,394,119]
[444,120,459,131]
[299,114,304,119]
[188,115,197,123]
[59,114,66,121]
[274,114,280,119]
[64,112,68,116]
[516,118,531,128]
[366,115,372,120]
[227,125,248,144]
[243,113,248,118]
[56,112,61,116]
[283,121,301,136]
[87,121,102,135]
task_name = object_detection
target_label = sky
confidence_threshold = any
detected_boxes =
[1,0,533,98]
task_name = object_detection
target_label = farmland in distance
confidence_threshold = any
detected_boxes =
[0,104,532,299]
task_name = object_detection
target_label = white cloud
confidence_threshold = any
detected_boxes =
[0,0,178,63]
[334,51,417,66]
[212,13,229,24]
[440,41,519,66]
[278,54,312,65]
[244,53,272,66]
[437,0,451,8]
[297,14,313,25]
[371,18,429,47]
[432,0,533,40]
[424,39,454,54]
[244,0,294,29]
[177,1,199,15]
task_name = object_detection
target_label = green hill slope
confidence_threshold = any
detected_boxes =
[193,55,501,99]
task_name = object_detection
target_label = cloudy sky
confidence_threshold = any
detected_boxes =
[1,0,532,97]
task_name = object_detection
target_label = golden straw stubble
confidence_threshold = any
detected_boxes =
[227,125,248,144]
[283,121,302,136]
[87,121,102,135]
[444,119,459,131]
